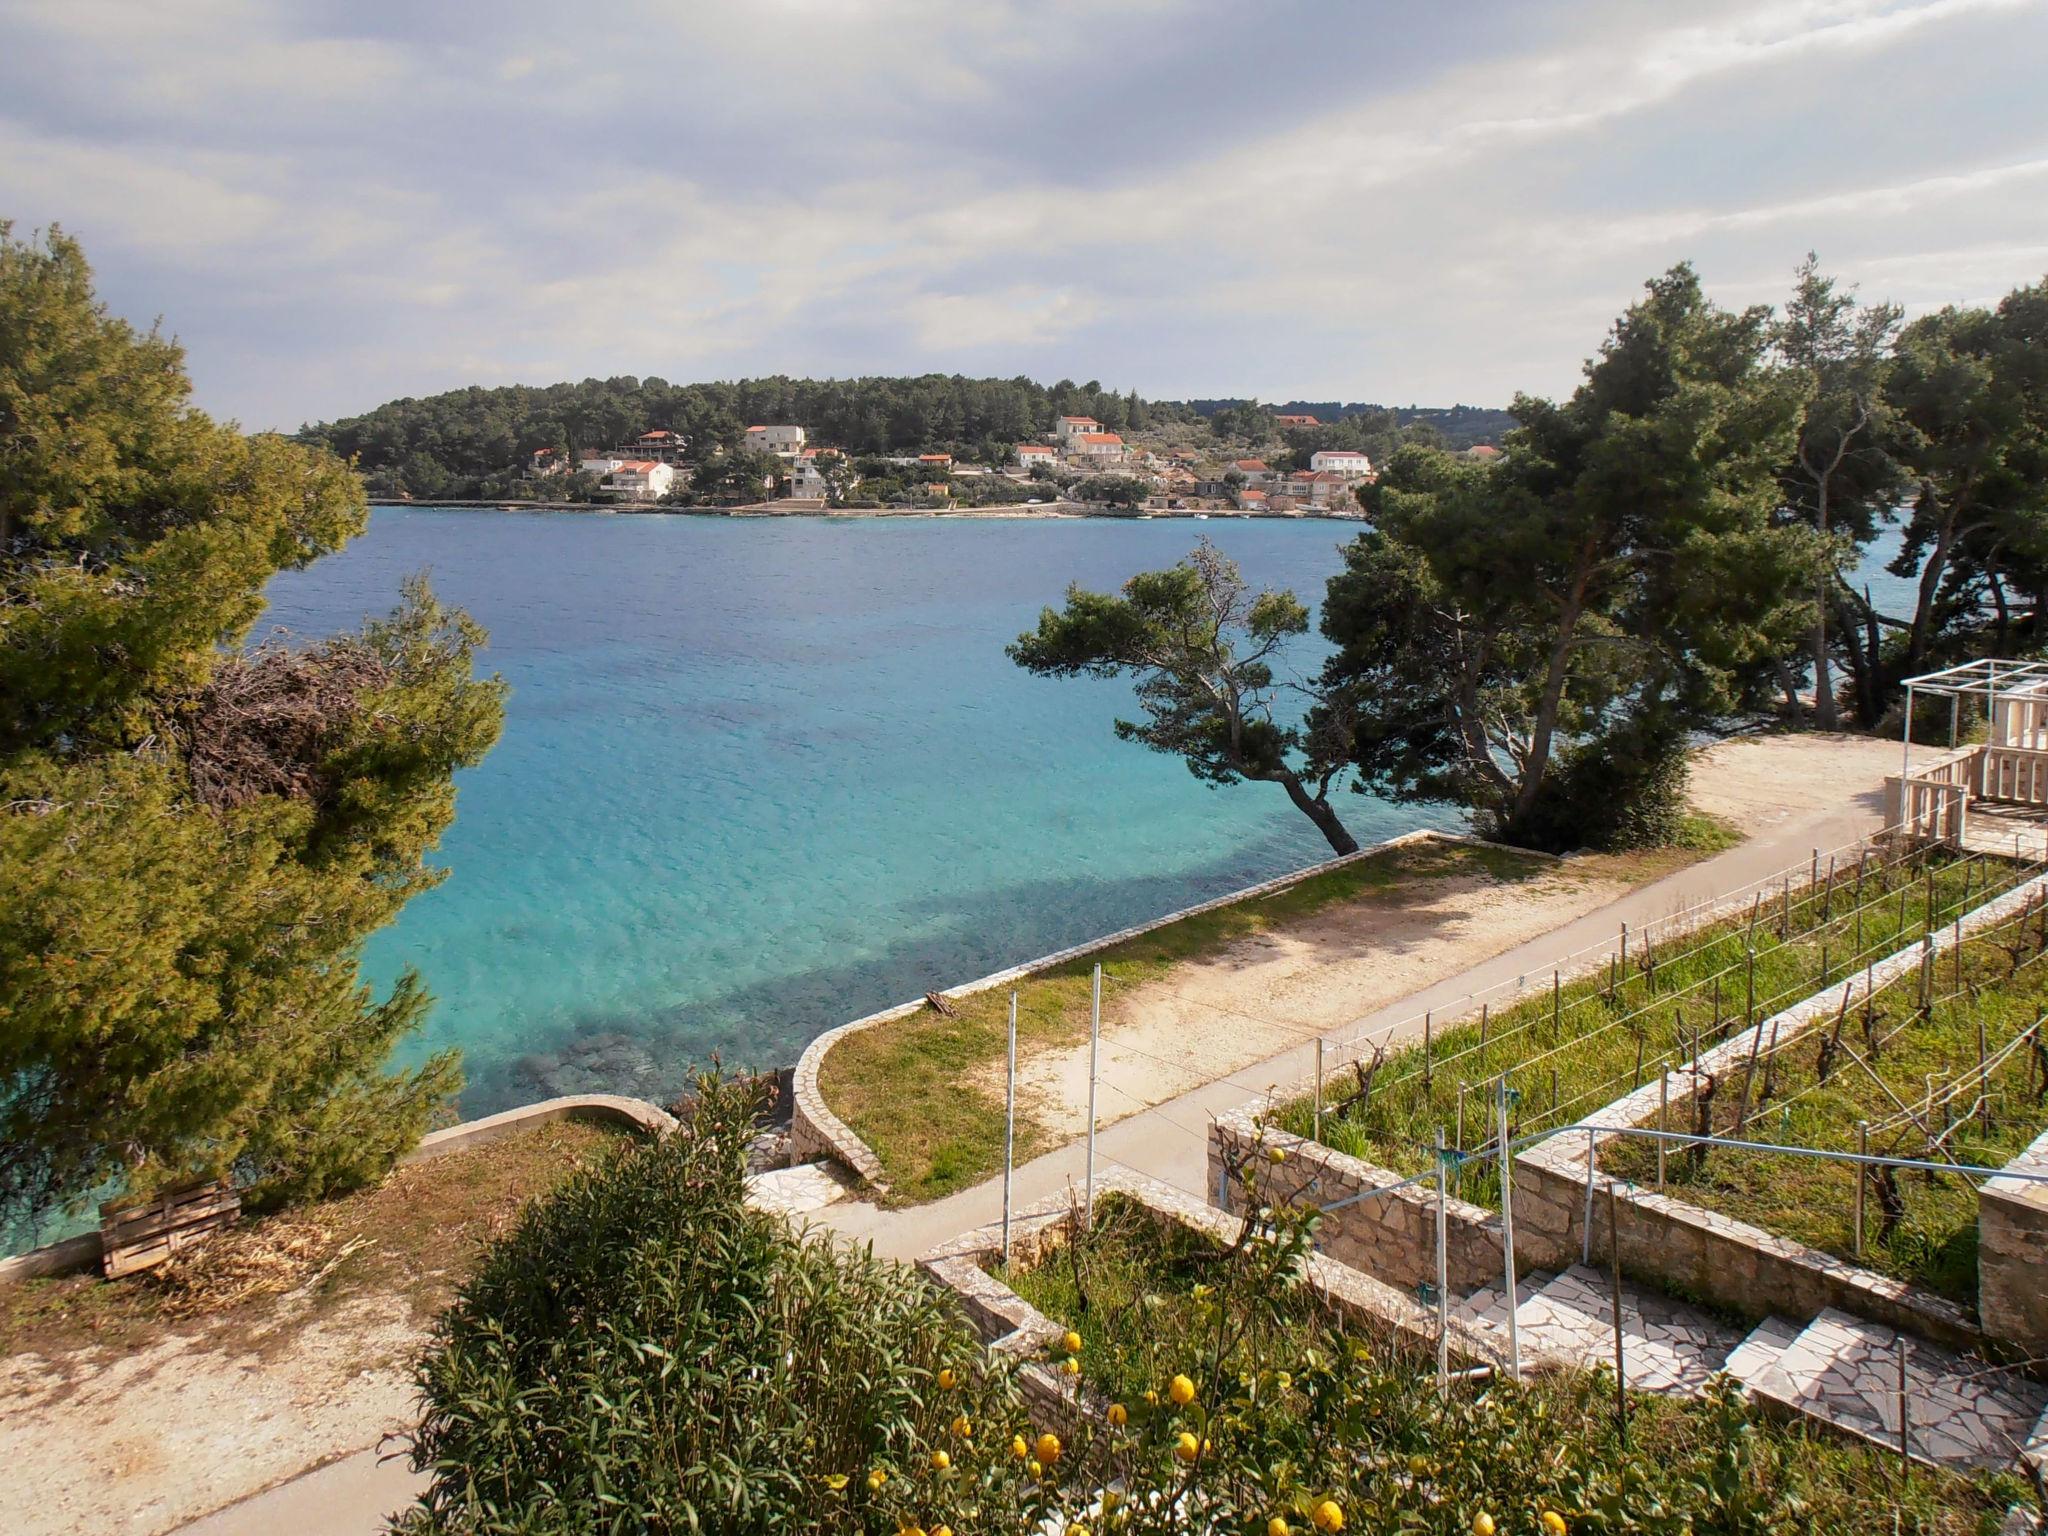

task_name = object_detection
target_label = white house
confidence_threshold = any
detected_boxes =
[1229,457,1273,486]
[788,459,829,499]
[578,453,627,479]
[1067,432,1127,463]
[1286,470,1354,509]
[1055,415,1101,444]
[1308,449,1373,478]
[1014,443,1058,470]
[630,429,689,465]
[528,447,566,477]
[744,424,807,457]
[580,456,673,499]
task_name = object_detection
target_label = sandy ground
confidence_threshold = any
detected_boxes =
[1001,732,1905,1142]
[1688,732,1899,831]
[0,1296,420,1536]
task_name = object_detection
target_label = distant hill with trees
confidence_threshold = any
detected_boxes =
[1184,399,1517,451]
[297,375,1198,500]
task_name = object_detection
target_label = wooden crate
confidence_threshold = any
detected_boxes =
[99,1179,240,1279]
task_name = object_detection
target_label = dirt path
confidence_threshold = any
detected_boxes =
[1689,732,1900,831]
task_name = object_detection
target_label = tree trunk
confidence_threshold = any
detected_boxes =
[1278,774,1359,855]
[1811,475,1838,731]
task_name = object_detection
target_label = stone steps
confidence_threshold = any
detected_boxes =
[1454,1265,1740,1397]
[745,1159,856,1218]
[1725,1307,2048,1472]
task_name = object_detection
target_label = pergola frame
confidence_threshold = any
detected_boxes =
[1897,658,2048,779]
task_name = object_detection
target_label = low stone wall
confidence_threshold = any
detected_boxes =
[792,828,1463,1193]
[1980,1127,2048,1355]
[1207,1117,1505,1296]
[0,1092,676,1288]
[1514,872,2048,1353]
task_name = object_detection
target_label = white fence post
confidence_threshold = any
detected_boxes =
[1086,964,1100,1229]
[1435,1126,1450,1399]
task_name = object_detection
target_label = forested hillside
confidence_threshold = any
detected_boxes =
[298,375,1194,499]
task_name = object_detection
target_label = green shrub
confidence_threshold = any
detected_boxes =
[1512,719,1692,853]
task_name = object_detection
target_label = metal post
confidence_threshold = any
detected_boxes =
[1423,1011,1433,1091]
[1552,970,1561,1039]
[1902,682,1915,782]
[1608,1181,1628,1445]
[1455,1083,1466,1151]
[1896,1337,1910,1472]
[1002,990,1017,1266]
[1581,1125,1598,1266]
[1950,691,1960,749]
[1435,1127,1450,1399]
[1853,1119,1868,1256]
[1496,1076,1522,1383]
[1657,1074,1669,1192]
[1086,965,1100,1228]
[1313,1036,1325,1145]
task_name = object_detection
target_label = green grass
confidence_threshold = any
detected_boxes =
[821,838,1550,1203]
[1603,904,2048,1308]
[1282,842,2037,1203]
[1675,811,1744,853]
[995,1195,2029,1533]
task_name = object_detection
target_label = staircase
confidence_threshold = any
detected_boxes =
[1452,1268,2048,1473]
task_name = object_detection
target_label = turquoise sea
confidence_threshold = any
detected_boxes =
[261,509,1442,1113]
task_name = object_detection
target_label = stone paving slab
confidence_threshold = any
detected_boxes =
[1757,1308,2047,1471]
[1722,1315,1803,1400]
[1527,1266,1745,1395]
[745,1160,858,1218]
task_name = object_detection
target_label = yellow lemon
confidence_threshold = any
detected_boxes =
[1269,1146,1287,1163]
[1168,1374,1197,1407]
[1541,1515,1567,1536]
[949,1413,970,1438]
[937,1367,958,1390]
[1407,1454,1429,1476]
[1106,1402,1128,1427]
[1035,1432,1062,1465]
[823,1474,850,1491]
[929,1449,949,1471]
[1063,1330,1083,1355]
[865,1471,886,1493]
[1268,1520,1292,1536]
[1011,1434,1028,1460]
[933,1528,953,1536]
[1028,1458,1043,1478]
[1062,1357,1081,1377]
[1312,1501,1345,1533]
[1275,1371,1292,1390]
[1471,1515,1495,1536]
[1174,1431,1200,1464]
[1069,1526,1090,1536]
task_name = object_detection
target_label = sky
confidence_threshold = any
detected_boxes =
[2,0,2046,432]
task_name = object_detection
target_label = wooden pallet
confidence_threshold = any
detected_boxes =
[99,1180,240,1278]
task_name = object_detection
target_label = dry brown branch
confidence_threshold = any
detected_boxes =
[177,637,391,811]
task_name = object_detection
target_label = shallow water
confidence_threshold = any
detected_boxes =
[261,510,1445,1112]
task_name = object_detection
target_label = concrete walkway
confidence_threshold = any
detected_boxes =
[175,786,1886,1534]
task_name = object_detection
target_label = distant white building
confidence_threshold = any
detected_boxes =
[1014,443,1058,470]
[1055,416,1101,444]
[630,429,689,465]
[1229,457,1273,486]
[789,458,829,498]
[579,456,674,499]
[1286,470,1354,509]
[745,424,807,458]
[1308,449,1372,478]
[528,446,566,477]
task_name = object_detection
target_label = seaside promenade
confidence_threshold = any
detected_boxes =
[174,758,1891,1535]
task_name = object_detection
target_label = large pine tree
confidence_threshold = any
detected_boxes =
[0,225,505,1232]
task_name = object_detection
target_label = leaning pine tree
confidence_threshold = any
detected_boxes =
[0,224,505,1233]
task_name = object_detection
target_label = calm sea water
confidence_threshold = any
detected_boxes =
[261,510,1440,1113]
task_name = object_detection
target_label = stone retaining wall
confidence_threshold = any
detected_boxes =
[1207,1117,1505,1296]
[0,1092,675,1288]
[1980,1127,2048,1355]
[792,828,1465,1193]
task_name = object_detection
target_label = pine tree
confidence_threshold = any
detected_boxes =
[0,224,506,1231]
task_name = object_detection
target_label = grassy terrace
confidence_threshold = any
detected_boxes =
[995,1195,2026,1533]
[821,837,1547,1203]
[1277,839,2041,1202]
[1602,897,2048,1309]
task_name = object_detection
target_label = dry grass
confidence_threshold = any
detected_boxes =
[0,1118,628,1361]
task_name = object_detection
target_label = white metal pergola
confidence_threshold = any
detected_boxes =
[1898,658,2048,779]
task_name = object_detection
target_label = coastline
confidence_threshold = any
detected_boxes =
[375,496,1367,522]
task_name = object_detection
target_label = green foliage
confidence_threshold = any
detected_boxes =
[1009,539,1361,854]
[1514,718,1694,855]
[0,225,503,1228]
[396,1074,1028,1534]
[691,447,784,505]
[1319,264,1817,850]
[304,374,1196,499]
[1072,474,1149,508]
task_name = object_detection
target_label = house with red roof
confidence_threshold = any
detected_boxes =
[1066,431,1128,464]
[1014,443,1058,470]
[1054,415,1102,445]
[744,424,807,458]
[1308,449,1372,478]
[1274,414,1320,428]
